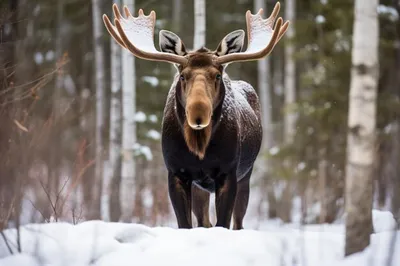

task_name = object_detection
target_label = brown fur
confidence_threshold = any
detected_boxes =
[178,52,223,159]
[183,120,212,160]
[192,185,212,227]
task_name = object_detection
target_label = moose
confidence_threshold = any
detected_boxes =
[103,2,289,229]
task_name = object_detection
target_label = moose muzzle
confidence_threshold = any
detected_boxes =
[186,100,212,130]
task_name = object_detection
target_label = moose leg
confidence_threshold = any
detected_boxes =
[215,173,237,229]
[192,184,212,228]
[232,170,252,230]
[168,173,192,228]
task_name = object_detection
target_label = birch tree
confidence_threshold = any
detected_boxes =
[193,0,205,49]
[120,0,137,222]
[276,0,296,223]
[345,0,379,256]
[254,0,272,159]
[91,0,105,219]
[284,0,296,144]
[103,0,123,222]
[171,0,182,75]
[253,0,277,219]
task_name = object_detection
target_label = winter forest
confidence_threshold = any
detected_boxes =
[0,0,399,265]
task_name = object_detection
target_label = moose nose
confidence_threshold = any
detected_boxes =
[195,118,202,126]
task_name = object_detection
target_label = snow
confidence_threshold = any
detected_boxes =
[269,146,280,155]
[244,12,273,54]
[148,114,158,123]
[45,50,55,62]
[315,15,326,24]
[372,210,397,233]
[33,52,43,65]
[378,5,399,22]
[0,210,398,266]
[142,76,159,87]
[146,129,161,140]
[111,7,169,55]
[133,143,153,161]
[134,111,146,122]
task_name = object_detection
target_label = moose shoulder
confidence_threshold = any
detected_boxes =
[103,2,289,229]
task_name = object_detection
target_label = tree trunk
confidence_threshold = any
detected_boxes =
[345,0,379,256]
[193,0,205,49]
[391,0,400,228]
[171,0,182,75]
[120,0,137,223]
[318,147,328,223]
[254,0,276,220]
[105,0,123,222]
[0,0,18,230]
[283,0,296,144]
[90,0,106,220]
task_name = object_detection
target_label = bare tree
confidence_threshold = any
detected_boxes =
[91,0,105,220]
[120,0,137,222]
[345,0,379,256]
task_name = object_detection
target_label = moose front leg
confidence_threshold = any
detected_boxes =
[215,173,237,229]
[168,173,192,228]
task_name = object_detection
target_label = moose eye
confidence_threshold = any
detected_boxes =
[216,74,221,80]
[180,75,185,81]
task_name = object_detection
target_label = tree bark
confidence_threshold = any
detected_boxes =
[283,0,296,144]
[90,0,106,220]
[391,0,400,228]
[105,0,123,222]
[193,0,205,50]
[171,0,182,75]
[254,0,277,220]
[345,0,379,256]
[0,0,18,230]
[120,0,137,223]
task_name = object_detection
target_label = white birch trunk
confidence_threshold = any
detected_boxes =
[102,0,123,222]
[254,0,273,162]
[171,0,182,75]
[284,0,296,144]
[344,0,379,256]
[120,0,137,223]
[252,0,277,219]
[91,0,105,219]
[193,0,205,49]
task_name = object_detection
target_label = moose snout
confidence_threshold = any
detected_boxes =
[186,101,212,130]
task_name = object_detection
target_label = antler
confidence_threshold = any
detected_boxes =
[102,4,188,65]
[216,2,289,65]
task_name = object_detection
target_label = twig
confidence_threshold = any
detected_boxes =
[27,199,49,223]
[39,180,57,222]
[1,231,13,255]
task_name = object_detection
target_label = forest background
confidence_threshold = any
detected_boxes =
[0,0,399,246]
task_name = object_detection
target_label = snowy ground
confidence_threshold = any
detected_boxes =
[0,210,398,266]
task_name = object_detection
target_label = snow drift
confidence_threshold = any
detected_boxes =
[0,210,398,266]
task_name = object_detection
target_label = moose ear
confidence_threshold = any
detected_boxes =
[159,30,187,56]
[215,30,245,56]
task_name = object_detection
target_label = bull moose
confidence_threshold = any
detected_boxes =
[103,2,289,229]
